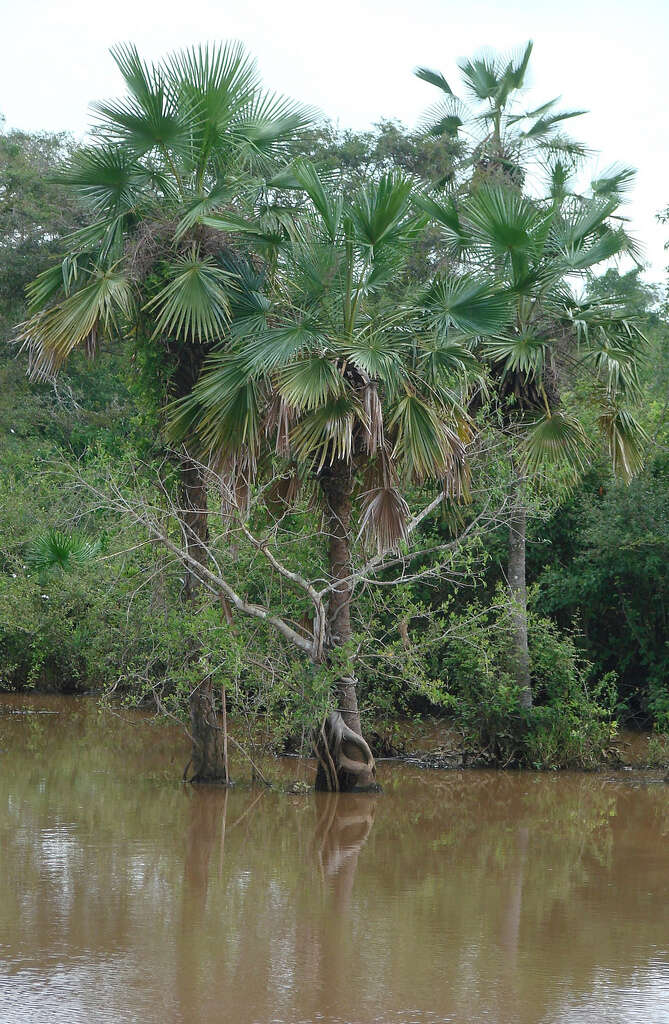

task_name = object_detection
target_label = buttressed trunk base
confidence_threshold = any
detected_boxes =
[315,711,378,792]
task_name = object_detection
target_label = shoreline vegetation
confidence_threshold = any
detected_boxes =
[2,693,668,777]
[1,40,667,786]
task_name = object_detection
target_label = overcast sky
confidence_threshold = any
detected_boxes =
[2,0,668,281]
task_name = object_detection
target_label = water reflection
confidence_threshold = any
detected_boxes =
[0,696,668,1024]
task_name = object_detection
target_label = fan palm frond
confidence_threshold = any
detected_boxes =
[92,44,191,160]
[26,530,101,575]
[390,394,464,482]
[357,484,410,555]
[423,272,512,335]
[277,355,345,412]
[178,356,262,454]
[597,404,648,481]
[19,267,134,379]
[523,411,593,477]
[143,246,232,343]
[291,395,360,469]
[349,172,415,249]
[591,164,636,201]
[464,185,550,271]
[483,330,547,378]
[414,66,454,95]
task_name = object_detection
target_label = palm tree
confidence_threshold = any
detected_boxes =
[415,41,587,189]
[418,179,647,708]
[18,42,314,781]
[172,161,495,788]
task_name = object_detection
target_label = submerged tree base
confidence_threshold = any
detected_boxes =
[314,711,379,792]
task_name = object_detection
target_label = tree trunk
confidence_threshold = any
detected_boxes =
[180,455,228,783]
[508,467,532,710]
[316,460,377,791]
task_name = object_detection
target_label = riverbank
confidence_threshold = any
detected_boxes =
[2,692,668,777]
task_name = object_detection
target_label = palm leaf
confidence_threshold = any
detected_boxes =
[389,394,463,482]
[419,334,481,386]
[413,192,468,255]
[290,395,359,469]
[92,44,190,160]
[173,353,261,453]
[18,268,134,379]
[521,109,586,139]
[523,412,593,478]
[277,356,344,411]
[483,330,547,377]
[464,186,549,272]
[289,159,343,241]
[457,53,501,101]
[144,247,231,343]
[174,182,236,239]
[505,40,533,90]
[238,322,326,374]
[417,96,468,139]
[349,173,414,248]
[423,273,512,335]
[414,66,454,95]
[591,164,636,200]
[58,144,148,217]
[357,485,409,554]
[342,326,407,380]
[597,405,647,481]
[26,530,101,575]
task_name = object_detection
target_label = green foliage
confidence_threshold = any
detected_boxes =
[535,453,669,729]
[646,733,669,768]
[0,123,86,335]
[413,598,616,768]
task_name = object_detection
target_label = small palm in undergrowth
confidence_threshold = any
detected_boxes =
[25,529,101,576]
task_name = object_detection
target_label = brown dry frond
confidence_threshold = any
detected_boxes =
[362,382,385,454]
[357,484,410,556]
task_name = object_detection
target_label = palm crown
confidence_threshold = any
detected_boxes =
[416,41,588,189]
[172,160,479,551]
[418,179,648,480]
[19,42,314,381]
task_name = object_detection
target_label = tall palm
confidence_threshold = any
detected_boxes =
[415,41,587,189]
[18,42,314,780]
[418,181,647,707]
[172,161,492,788]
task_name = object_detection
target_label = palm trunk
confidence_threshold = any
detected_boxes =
[316,459,376,791]
[508,466,532,710]
[180,455,227,782]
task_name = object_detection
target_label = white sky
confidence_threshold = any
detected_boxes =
[2,0,668,282]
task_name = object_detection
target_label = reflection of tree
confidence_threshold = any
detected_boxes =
[501,825,529,958]
[307,793,377,1023]
[495,824,530,1018]
[175,788,229,1023]
[314,793,376,909]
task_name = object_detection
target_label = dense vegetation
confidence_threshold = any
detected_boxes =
[1,43,667,782]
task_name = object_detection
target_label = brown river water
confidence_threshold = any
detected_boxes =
[1,694,668,1024]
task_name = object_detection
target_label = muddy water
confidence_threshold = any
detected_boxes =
[0,696,668,1024]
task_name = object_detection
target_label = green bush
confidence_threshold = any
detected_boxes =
[364,593,618,768]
